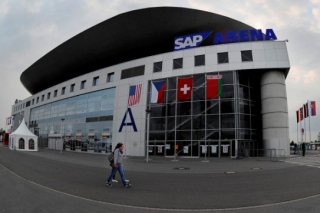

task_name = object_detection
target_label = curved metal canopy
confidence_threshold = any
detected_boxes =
[20,7,254,94]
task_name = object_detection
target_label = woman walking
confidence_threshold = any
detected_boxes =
[106,143,131,188]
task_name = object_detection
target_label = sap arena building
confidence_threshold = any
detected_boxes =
[11,7,290,158]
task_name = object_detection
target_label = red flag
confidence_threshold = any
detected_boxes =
[296,110,300,123]
[207,75,223,99]
[177,77,193,101]
[304,103,309,118]
[299,107,304,120]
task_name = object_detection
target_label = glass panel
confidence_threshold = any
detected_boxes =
[241,50,253,62]
[206,115,219,129]
[220,71,233,84]
[239,100,250,114]
[173,58,183,69]
[206,130,219,140]
[150,118,166,131]
[153,62,162,72]
[193,87,205,101]
[193,115,206,129]
[177,102,191,115]
[167,103,176,117]
[238,72,248,86]
[239,114,250,128]
[176,131,191,140]
[220,85,234,99]
[150,105,166,117]
[192,101,206,114]
[167,90,176,103]
[206,100,219,114]
[194,74,205,87]
[237,129,250,139]
[168,77,176,90]
[176,116,191,130]
[192,130,205,140]
[221,129,235,139]
[149,131,165,140]
[221,114,235,128]
[220,100,234,113]
[195,55,205,66]
[218,52,228,63]
[239,85,249,99]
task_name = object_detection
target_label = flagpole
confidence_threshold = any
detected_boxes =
[308,100,311,142]
[124,84,130,159]
[173,78,178,161]
[304,106,306,143]
[202,74,209,162]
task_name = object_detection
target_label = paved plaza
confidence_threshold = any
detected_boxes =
[1,144,320,213]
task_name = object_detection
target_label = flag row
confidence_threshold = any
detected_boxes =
[296,101,316,123]
[151,75,223,104]
[127,75,223,106]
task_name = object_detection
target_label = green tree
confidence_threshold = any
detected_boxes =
[290,141,295,146]
[0,128,5,135]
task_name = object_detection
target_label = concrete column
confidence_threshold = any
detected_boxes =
[261,70,289,156]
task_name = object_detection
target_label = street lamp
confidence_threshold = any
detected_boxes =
[145,107,151,163]
[61,118,65,154]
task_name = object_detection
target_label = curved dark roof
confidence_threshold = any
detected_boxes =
[21,7,255,94]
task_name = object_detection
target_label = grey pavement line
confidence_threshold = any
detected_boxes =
[2,163,320,212]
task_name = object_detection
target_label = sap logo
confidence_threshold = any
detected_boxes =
[213,29,277,44]
[174,31,212,51]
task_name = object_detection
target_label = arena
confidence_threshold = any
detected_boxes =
[11,7,290,158]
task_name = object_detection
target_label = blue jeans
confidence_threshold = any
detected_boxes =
[107,165,127,186]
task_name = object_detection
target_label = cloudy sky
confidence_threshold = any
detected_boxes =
[0,0,319,142]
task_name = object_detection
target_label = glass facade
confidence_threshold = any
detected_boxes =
[30,88,115,153]
[147,71,262,157]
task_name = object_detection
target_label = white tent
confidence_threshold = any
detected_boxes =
[9,119,38,151]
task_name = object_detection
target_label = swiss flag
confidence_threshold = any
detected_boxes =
[177,77,193,101]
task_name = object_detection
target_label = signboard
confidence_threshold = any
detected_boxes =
[183,146,188,153]
[157,146,163,153]
[165,144,170,150]
[211,145,217,153]
[174,29,277,51]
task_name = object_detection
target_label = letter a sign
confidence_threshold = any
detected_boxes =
[118,108,138,132]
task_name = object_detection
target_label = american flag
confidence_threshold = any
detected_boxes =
[128,84,142,106]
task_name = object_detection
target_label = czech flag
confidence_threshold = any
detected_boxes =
[310,101,316,116]
[151,80,166,103]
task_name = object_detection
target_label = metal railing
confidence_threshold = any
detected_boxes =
[237,149,286,161]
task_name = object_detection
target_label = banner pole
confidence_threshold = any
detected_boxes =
[308,100,311,142]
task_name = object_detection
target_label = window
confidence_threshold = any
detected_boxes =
[54,90,58,97]
[107,72,114,82]
[218,52,229,64]
[153,62,162,72]
[47,92,50,100]
[26,101,30,107]
[41,95,44,102]
[195,55,205,66]
[70,84,75,92]
[32,99,34,105]
[36,97,39,103]
[121,66,144,79]
[29,139,35,150]
[61,87,66,95]
[93,77,99,86]
[81,80,86,89]
[19,138,25,149]
[173,58,183,69]
[241,50,253,62]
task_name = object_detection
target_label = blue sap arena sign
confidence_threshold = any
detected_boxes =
[174,31,212,51]
[213,29,277,44]
[174,29,277,50]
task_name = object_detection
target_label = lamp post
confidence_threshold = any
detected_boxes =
[61,118,65,154]
[145,107,151,163]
